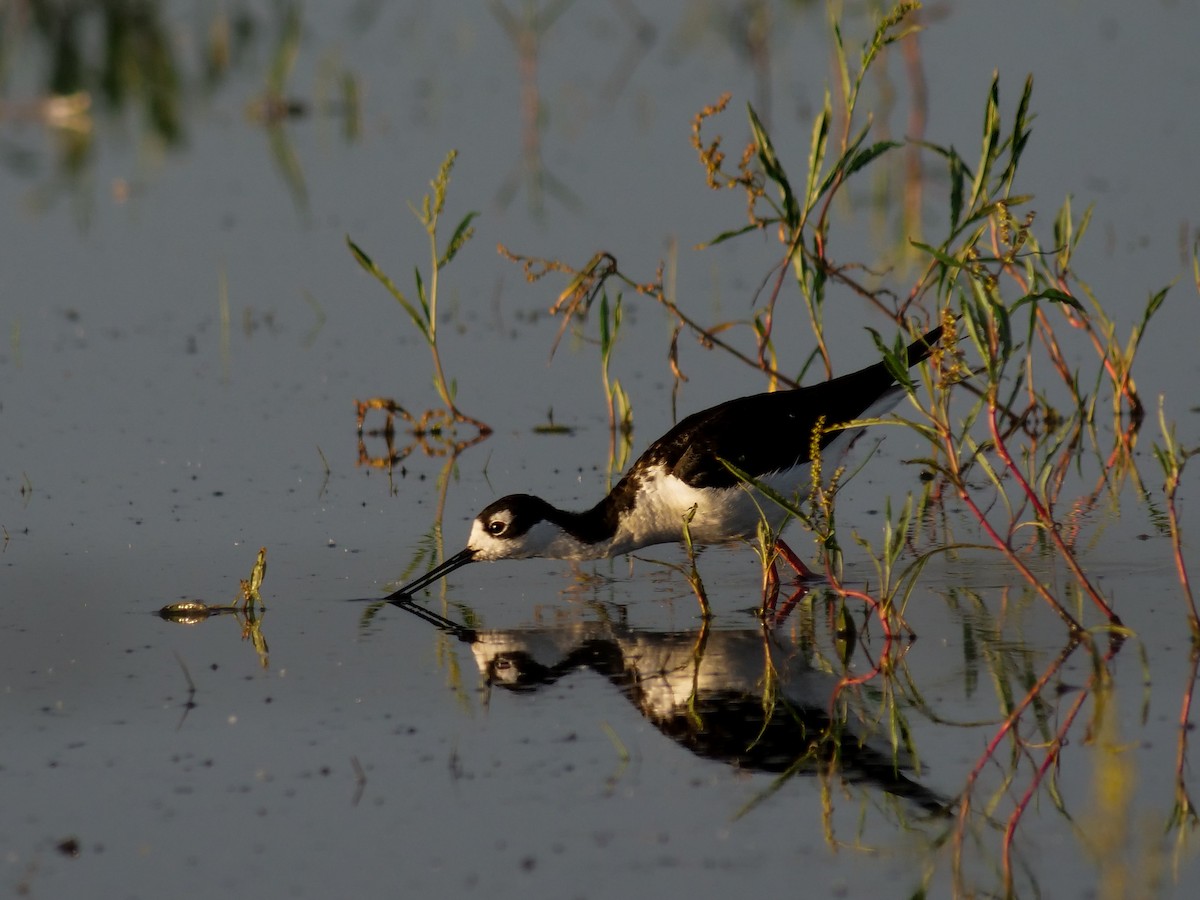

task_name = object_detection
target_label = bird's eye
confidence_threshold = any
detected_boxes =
[487,520,507,536]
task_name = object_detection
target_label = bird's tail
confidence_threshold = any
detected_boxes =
[905,323,944,368]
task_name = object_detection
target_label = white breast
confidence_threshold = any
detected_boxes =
[606,391,903,557]
[604,465,803,556]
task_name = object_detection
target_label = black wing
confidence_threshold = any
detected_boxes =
[647,326,941,490]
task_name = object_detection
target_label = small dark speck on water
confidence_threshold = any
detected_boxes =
[56,837,81,857]
[1136,533,1150,540]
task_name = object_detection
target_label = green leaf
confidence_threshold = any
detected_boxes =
[698,222,763,248]
[949,149,966,229]
[1130,285,1170,352]
[973,278,1012,359]
[968,73,1001,213]
[1143,285,1169,325]
[439,211,479,268]
[805,92,832,212]
[1053,195,1073,267]
[1011,287,1085,313]
[867,327,915,393]
[346,236,375,272]
[832,19,850,113]
[718,458,805,520]
[959,292,992,378]
[346,236,431,342]
[841,138,901,182]
[414,266,428,318]
[599,290,614,359]
[748,103,798,228]
[1001,74,1035,193]
[910,240,967,272]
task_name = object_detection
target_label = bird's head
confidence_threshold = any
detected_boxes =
[388,494,571,598]
[465,494,566,561]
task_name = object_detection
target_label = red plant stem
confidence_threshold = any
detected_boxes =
[1002,681,1090,890]
[1001,631,1122,890]
[939,426,1083,633]
[765,227,831,378]
[824,574,900,708]
[626,265,803,387]
[1165,487,1200,636]
[1173,649,1200,822]
[986,398,1122,626]
[954,640,1081,878]
[1049,275,1142,418]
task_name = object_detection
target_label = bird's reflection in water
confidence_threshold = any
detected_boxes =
[469,612,948,816]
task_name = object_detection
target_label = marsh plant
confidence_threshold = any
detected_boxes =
[360,2,1199,892]
[347,149,489,457]
[505,13,1175,638]
[494,2,1198,892]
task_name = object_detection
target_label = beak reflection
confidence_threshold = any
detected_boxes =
[385,547,477,601]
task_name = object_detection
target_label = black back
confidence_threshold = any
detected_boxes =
[516,325,941,544]
[619,324,941,491]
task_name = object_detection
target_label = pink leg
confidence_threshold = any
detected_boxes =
[763,557,782,612]
[774,537,818,581]
[771,584,808,626]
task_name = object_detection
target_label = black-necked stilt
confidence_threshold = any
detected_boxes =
[392,324,943,598]
[466,620,948,812]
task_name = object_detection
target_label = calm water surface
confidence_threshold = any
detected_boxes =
[2,3,1198,897]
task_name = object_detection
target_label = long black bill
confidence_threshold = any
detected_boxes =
[383,547,477,602]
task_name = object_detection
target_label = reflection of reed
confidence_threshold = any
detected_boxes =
[355,430,484,705]
[158,602,270,669]
[158,548,271,670]
[489,0,583,218]
[470,617,948,815]
[379,573,1183,897]
[1167,647,1200,865]
[355,399,490,473]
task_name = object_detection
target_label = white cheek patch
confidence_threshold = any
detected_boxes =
[465,519,506,560]
[466,517,590,561]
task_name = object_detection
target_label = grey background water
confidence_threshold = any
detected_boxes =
[2,2,1198,897]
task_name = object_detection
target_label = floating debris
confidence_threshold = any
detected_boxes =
[156,548,271,669]
[158,600,216,624]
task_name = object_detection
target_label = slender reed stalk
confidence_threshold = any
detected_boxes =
[348,150,489,437]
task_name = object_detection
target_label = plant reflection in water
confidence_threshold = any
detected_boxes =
[385,593,948,817]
